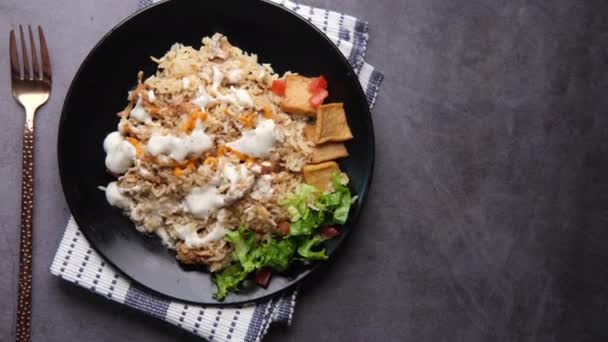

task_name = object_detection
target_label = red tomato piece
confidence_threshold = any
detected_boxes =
[309,75,328,92]
[256,267,272,288]
[309,89,329,108]
[319,226,340,239]
[271,79,286,96]
[277,221,290,235]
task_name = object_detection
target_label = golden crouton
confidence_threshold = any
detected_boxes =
[313,103,353,144]
[280,75,316,116]
[303,124,316,141]
[311,143,349,163]
[303,161,340,191]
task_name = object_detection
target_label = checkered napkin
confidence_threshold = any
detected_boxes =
[50,1,383,341]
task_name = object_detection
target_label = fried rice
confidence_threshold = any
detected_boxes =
[101,33,314,271]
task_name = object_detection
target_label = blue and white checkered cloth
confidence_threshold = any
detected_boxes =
[50,1,383,341]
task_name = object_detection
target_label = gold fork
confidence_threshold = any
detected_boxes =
[9,25,51,342]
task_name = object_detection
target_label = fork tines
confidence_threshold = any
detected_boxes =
[10,25,51,82]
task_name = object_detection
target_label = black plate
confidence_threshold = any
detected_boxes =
[58,0,374,305]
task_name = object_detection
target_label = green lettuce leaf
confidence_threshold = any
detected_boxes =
[297,235,328,260]
[288,209,325,236]
[225,225,256,272]
[328,173,352,224]
[280,184,318,222]
[212,264,248,300]
[286,173,352,234]
[249,238,297,272]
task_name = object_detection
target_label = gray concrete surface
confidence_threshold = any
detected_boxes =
[2,0,608,341]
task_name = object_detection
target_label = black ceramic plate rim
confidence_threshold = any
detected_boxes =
[57,0,375,305]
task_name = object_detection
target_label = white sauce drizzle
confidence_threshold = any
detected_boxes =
[147,90,156,102]
[211,66,223,92]
[146,122,213,162]
[104,181,132,208]
[155,228,175,248]
[226,69,242,83]
[192,86,215,110]
[183,159,255,219]
[222,162,255,205]
[208,66,253,108]
[103,131,136,173]
[174,210,228,248]
[184,186,225,218]
[233,87,254,107]
[129,96,152,124]
[226,119,276,158]
[182,77,190,90]
[250,175,273,201]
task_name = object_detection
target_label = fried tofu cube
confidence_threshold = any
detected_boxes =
[280,75,316,116]
[303,161,340,191]
[303,124,316,141]
[313,103,353,144]
[311,143,349,163]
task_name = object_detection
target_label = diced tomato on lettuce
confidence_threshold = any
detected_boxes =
[255,267,272,288]
[319,226,340,239]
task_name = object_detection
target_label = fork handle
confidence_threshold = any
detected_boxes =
[16,111,35,342]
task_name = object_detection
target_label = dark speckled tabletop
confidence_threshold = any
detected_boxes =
[2,0,608,341]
